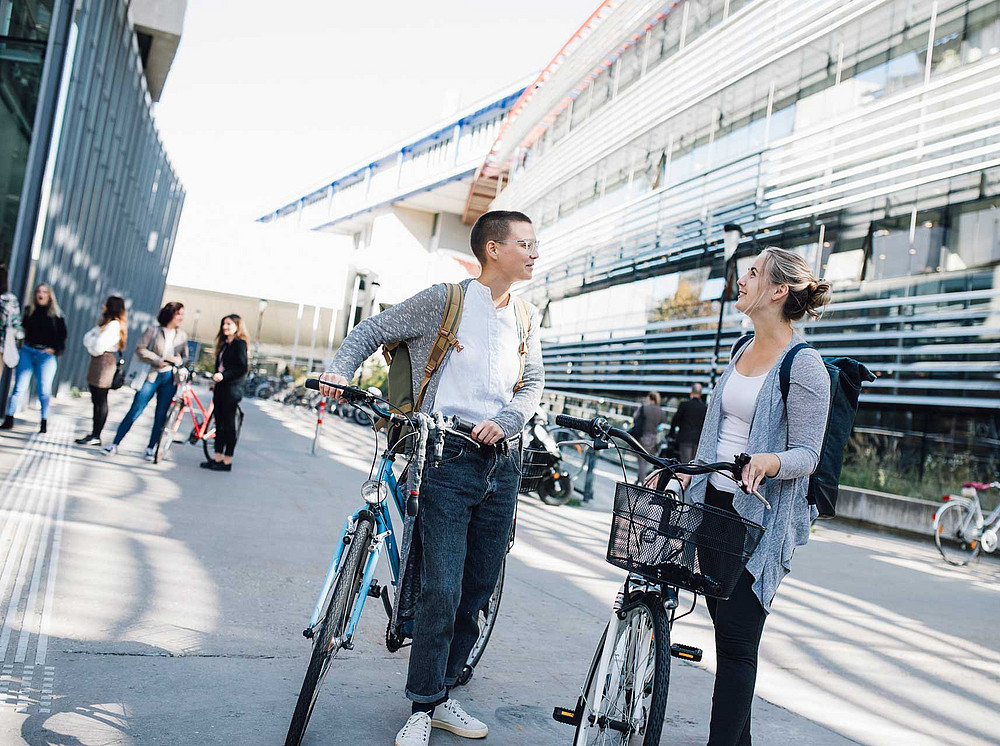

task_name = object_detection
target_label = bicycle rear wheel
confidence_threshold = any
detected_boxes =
[285,516,374,746]
[574,595,670,746]
[934,501,981,566]
[201,412,216,462]
[454,556,505,686]
[154,403,183,464]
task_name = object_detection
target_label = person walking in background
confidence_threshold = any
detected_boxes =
[670,383,707,463]
[632,391,664,484]
[202,314,248,472]
[103,302,187,460]
[2,283,67,434]
[76,296,127,446]
[0,264,23,374]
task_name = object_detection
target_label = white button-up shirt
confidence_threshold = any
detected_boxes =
[434,280,521,425]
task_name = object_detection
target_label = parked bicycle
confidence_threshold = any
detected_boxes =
[155,367,242,464]
[934,480,1000,566]
[284,381,510,746]
[550,413,768,746]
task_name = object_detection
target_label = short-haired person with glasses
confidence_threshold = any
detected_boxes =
[319,210,543,746]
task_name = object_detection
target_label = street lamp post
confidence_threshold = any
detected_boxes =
[710,224,744,388]
[255,298,268,371]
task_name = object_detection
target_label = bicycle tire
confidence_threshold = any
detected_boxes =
[934,501,981,566]
[285,517,374,746]
[200,411,216,462]
[573,595,670,746]
[539,474,574,506]
[454,556,505,686]
[154,403,183,464]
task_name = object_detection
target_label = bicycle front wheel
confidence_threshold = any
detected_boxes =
[934,501,981,566]
[455,556,505,686]
[574,595,670,746]
[285,516,374,746]
[154,403,183,464]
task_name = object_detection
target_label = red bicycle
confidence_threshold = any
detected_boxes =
[155,368,242,464]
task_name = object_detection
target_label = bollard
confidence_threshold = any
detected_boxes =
[311,397,327,455]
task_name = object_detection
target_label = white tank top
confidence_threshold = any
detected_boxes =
[709,369,768,492]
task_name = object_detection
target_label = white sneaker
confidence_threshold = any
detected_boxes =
[431,699,488,739]
[144,447,156,461]
[101,444,118,456]
[395,712,432,746]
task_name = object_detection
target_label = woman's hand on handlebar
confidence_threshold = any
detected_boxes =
[471,419,505,445]
[741,453,780,493]
[318,372,350,399]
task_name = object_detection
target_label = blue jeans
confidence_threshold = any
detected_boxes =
[405,434,521,704]
[113,370,176,448]
[6,346,58,419]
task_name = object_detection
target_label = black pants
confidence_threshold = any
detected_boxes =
[89,385,109,438]
[213,387,241,457]
[704,483,768,746]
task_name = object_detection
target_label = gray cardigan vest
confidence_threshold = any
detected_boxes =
[687,332,831,612]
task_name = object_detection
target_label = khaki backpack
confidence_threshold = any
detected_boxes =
[378,283,531,440]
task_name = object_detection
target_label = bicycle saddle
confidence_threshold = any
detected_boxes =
[962,482,993,491]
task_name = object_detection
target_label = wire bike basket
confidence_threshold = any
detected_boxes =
[607,482,765,600]
[518,445,556,494]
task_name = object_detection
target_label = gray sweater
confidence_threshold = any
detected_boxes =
[327,279,544,437]
[687,332,830,612]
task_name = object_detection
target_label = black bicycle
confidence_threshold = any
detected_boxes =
[551,414,769,745]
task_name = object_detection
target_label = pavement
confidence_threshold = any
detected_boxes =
[0,387,997,745]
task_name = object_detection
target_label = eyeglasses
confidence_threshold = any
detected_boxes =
[495,239,541,251]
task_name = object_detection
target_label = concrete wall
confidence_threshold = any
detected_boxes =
[129,0,187,101]
[834,486,942,537]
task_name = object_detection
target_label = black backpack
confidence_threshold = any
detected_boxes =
[733,334,875,518]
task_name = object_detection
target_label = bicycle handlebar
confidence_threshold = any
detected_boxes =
[555,414,770,508]
[304,379,476,434]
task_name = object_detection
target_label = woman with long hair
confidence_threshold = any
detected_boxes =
[1,283,67,433]
[681,247,832,745]
[103,301,187,460]
[76,296,127,446]
[0,265,23,374]
[202,314,248,472]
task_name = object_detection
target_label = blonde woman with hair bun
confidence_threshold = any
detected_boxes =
[682,246,832,745]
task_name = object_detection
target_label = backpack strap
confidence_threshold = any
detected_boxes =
[512,296,531,394]
[778,343,811,404]
[731,332,754,360]
[414,283,465,412]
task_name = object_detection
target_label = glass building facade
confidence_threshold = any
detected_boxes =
[485,0,1000,489]
[1,0,185,397]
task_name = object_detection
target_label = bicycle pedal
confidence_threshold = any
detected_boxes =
[367,580,381,599]
[302,627,314,639]
[552,705,581,726]
[670,643,703,662]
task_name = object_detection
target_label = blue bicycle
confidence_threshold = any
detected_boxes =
[284,383,510,746]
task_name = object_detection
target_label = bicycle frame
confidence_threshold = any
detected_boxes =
[306,449,406,643]
[177,383,214,440]
[949,493,1000,540]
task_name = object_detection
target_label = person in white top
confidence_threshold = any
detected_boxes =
[320,211,543,746]
[76,296,127,445]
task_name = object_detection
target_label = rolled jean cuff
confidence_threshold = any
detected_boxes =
[406,687,448,705]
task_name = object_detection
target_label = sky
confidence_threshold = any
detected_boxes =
[155,0,598,288]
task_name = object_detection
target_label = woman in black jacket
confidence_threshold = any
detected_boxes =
[2,284,67,433]
[202,314,248,472]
